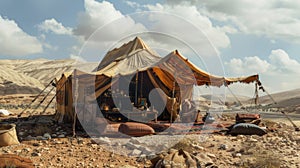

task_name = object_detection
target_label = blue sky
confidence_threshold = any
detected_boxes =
[1,0,300,94]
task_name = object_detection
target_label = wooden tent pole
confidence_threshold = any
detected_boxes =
[73,70,78,137]
[170,72,176,123]
[135,71,139,106]
[255,82,259,105]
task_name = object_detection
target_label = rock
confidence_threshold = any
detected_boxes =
[207,153,216,158]
[58,134,65,138]
[32,143,40,147]
[43,133,51,140]
[31,152,41,157]
[18,131,25,136]
[191,144,204,150]
[15,150,22,153]
[26,135,35,141]
[55,141,62,144]
[36,136,45,140]
[236,135,245,140]
[219,144,228,150]
[23,148,31,152]
[247,137,258,142]
[90,144,98,149]
[51,134,57,138]
[43,147,50,151]
[235,153,242,157]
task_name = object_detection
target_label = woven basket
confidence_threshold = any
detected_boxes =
[0,124,20,147]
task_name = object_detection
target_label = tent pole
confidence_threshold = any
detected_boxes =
[135,71,139,106]
[39,79,69,116]
[18,79,54,117]
[170,79,176,123]
[73,71,78,137]
[255,82,259,105]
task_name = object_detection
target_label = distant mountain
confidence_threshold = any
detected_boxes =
[0,59,97,95]
[255,88,300,106]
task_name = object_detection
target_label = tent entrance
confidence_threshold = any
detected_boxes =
[96,71,172,122]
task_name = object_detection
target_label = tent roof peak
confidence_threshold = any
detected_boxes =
[96,36,160,71]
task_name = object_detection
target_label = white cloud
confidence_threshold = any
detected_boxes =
[145,3,234,52]
[225,49,300,93]
[186,0,300,43]
[0,15,43,56]
[38,18,72,35]
[73,0,145,41]
[269,49,300,73]
[125,1,141,8]
[225,56,270,75]
[71,0,147,61]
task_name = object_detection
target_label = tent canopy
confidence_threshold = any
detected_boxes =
[55,37,260,123]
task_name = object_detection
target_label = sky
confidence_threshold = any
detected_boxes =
[1,0,300,96]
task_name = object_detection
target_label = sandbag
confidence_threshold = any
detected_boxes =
[118,122,155,137]
[0,124,19,147]
[0,154,34,168]
[230,123,267,136]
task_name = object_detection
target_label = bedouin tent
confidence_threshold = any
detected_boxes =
[55,37,260,124]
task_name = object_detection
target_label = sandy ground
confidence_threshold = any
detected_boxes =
[1,109,300,167]
[0,94,300,167]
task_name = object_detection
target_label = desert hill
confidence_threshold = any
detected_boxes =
[0,59,97,95]
[256,88,300,113]
[257,88,300,105]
